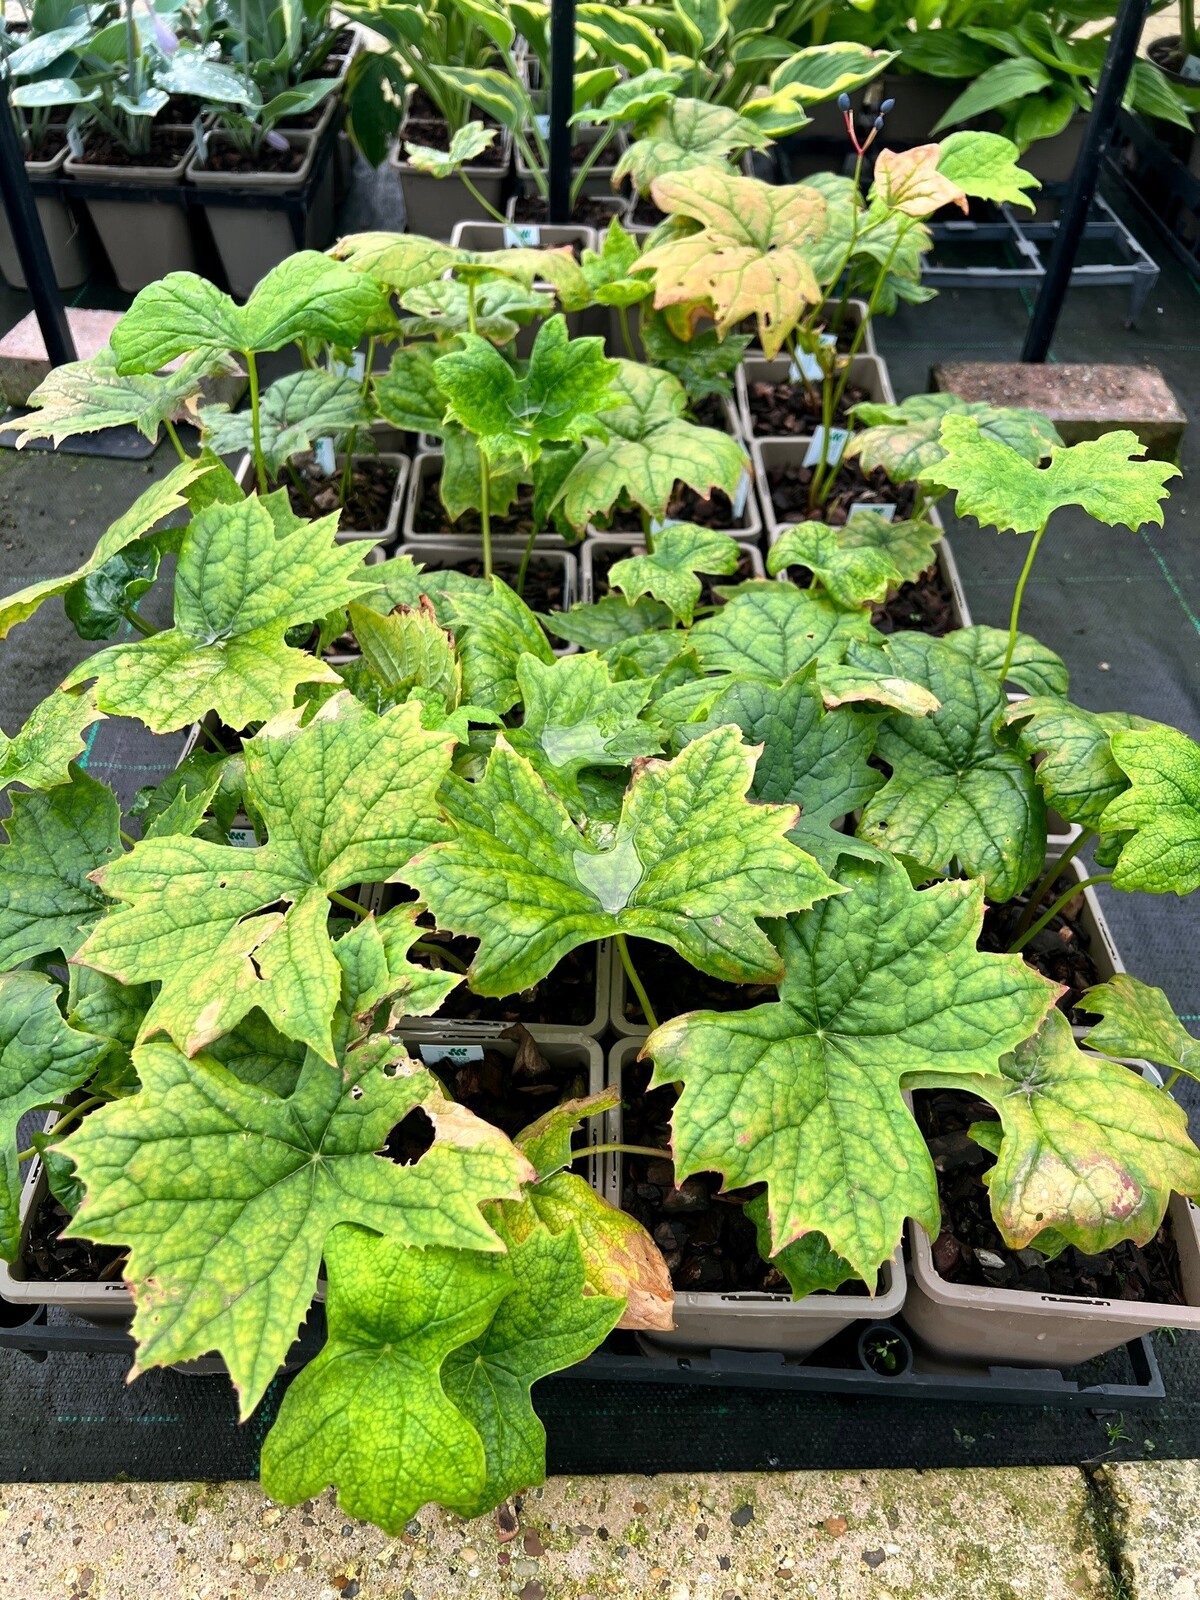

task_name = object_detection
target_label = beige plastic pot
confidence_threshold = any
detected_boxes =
[235,450,408,547]
[736,352,895,444]
[504,191,630,229]
[0,144,90,289]
[449,218,602,354]
[604,1038,906,1354]
[397,534,579,653]
[64,136,197,292]
[753,433,924,545]
[403,448,585,556]
[515,124,625,199]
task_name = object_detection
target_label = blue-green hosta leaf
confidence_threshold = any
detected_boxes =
[0,971,107,1261]
[690,582,877,681]
[0,767,119,971]
[934,416,1179,534]
[607,525,740,626]
[614,99,769,195]
[10,348,219,448]
[200,371,373,477]
[505,652,662,818]
[433,315,619,469]
[1000,696,1151,830]
[1081,975,1200,1083]
[857,632,1045,901]
[63,495,375,733]
[648,856,1058,1283]
[765,521,902,608]
[0,687,102,793]
[61,1038,531,1415]
[406,726,838,996]
[75,696,453,1061]
[404,118,497,177]
[1100,725,1200,895]
[555,361,746,530]
[110,252,390,374]
[944,625,1068,696]
[260,1225,512,1529]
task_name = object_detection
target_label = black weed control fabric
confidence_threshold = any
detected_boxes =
[0,173,1197,1480]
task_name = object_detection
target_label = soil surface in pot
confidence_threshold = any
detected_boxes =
[511,194,625,228]
[590,544,755,609]
[414,477,558,544]
[23,1192,126,1283]
[631,196,665,226]
[606,483,745,534]
[404,96,507,166]
[280,456,399,531]
[870,562,955,636]
[200,139,307,176]
[620,1057,866,1295]
[690,395,736,433]
[75,128,193,168]
[423,552,567,614]
[769,458,915,526]
[390,1032,591,1143]
[419,933,599,1026]
[747,377,868,436]
[980,870,1100,1019]
[619,937,776,1029]
[917,1088,1186,1303]
[23,133,67,164]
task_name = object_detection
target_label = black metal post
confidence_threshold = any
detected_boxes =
[0,75,76,367]
[1021,0,1152,360]
[548,0,575,224]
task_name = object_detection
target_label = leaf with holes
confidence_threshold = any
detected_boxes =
[0,688,103,794]
[11,347,219,448]
[1100,725,1200,895]
[607,525,740,626]
[646,855,1058,1282]
[944,625,1068,696]
[75,695,453,1061]
[615,99,769,195]
[857,632,1045,901]
[846,393,1060,488]
[1081,975,1200,1083]
[639,169,826,359]
[1000,697,1151,830]
[200,371,373,478]
[765,521,902,608]
[405,726,837,996]
[690,582,877,682]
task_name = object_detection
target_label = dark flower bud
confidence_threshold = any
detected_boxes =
[880,97,895,113]
[873,115,884,130]
[837,92,851,112]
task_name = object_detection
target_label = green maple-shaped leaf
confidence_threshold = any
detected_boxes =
[63,495,375,734]
[943,625,1069,696]
[348,598,461,710]
[404,118,496,177]
[675,665,884,871]
[373,344,447,435]
[934,416,1179,534]
[935,130,1040,209]
[857,632,1045,901]
[541,593,674,651]
[614,99,770,195]
[406,726,836,996]
[11,347,220,448]
[62,1039,531,1415]
[0,687,103,793]
[580,219,654,310]
[1001,697,1151,831]
[443,1216,622,1512]
[639,307,750,404]
[1100,725,1200,895]
[833,512,943,591]
[846,393,1060,488]
[745,1193,860,1298]
[331,232,461,296]
[76,695,453,1060]
[639,170,827,359]
[940,1011,1200,1252]
[606,525,740,626]
[0,766,119,971]
[0,970,107,1261]
[647,855,1058,1281]
[200,371,373,479]
[689,582,877,682]
[439,575,555,716]
[433,315,619,469]
[1081,975,1200,1083]
[505,652,662,818]
[400,278,554,347]
[555,362,746,530]
[260,1225,512,1530]
[765,520,902,608]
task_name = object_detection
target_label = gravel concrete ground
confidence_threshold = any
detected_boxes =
[1099,1459,1200,1599]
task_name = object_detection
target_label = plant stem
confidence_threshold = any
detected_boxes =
[328,889,371,917]
[244,349,268,494]
[515,522,537,598]
[1001,520,1049,684]
[119,828,137,849]
[640,504,655,555]
[18,1095,110,1160]
[198,720,230,755]
[338,428,357,509]
[1010,830,1095,944]
[458,170,509,225]
[618,304,635,359]
[589,1142,673,1162]
[616,933,659,1031]
[479,450,493,580]
[410,939,470,973]
[569,124,615,208]
[1008,874,1113,954]
[120,603,158,636]
[163,418,189,463]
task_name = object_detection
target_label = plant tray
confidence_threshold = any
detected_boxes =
[1107,109,1200,277]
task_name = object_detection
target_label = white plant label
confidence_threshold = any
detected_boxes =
[731,468,751,520]
[803,426,851,469]
[504,224,541,247]
[418,1044,485,1066]
[315,436,337,476]
[327,351,366,381]
[788,333,836,383]
[228,825,257,849]
[848,501,896,523]
[534,113,551,138]
[66,124,84,160]
[192,116,208,164]
[649,516,680,535]
[1183,54,1200,82]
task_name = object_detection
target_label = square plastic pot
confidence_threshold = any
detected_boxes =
[504,192,630,229]
[603,1038,905,1354]
[397,533,579,654]
[390,129,513,239]
[515,125,625,199]
[585,435,763,549]
[404,448,584,556]
[580,532,765,605]
[754,434,925,547]
[0,145,91,290]
[736,352,895,445]
[449,218,602,354]
[235,450,408,546]
[64,139,198,293]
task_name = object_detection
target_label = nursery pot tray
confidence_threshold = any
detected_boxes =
[737,352,895,442]
[403,449,583,555]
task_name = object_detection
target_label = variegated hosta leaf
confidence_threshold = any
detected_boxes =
[405,726,838,996]
[945,1011,1200,1252]
[61,1036,531,1415]
[845,393,1061,488]
[555,361,746,529]
[647,855,1058,1283]
[1081,975,1200,1083]
[614,99,770,195]
[0,687,103,793]
[1100,725,1200,895]
[769,42,896,104]
[0,970,107,1261]
[578,67,682,127]
[11,347,218,448]
[857,632,1046,902]
[765,521,902,609]
[75,695,453,1061]
[404,118,496,177]
[935,416,1180,535]
[505,652,662,818]
[63,495,375,734]
[689,581,877,682]
[0,767,119,971]
[438,573,555,716]
[200,371,373,477]
[943,625,1068,697]
[607,524,740,625]
[639,169,827,359]
[1001,697,1151,830]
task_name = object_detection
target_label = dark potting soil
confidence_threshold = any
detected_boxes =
[24,134,67,165]
[201,139,306,176]
[402,1034,591,1143]
[510,194,626,228]
[620,937,776,1029]
[746,378,868,437]
[690,395,734,432]
[424,936,599,1026]
[403,106,507,166]
[768,459,914,527]
[607,483,744,534]
[281,457,399,532]
[23,1192,126,1284]
[980,871,1100,1020]
[278,89,337,129]
[74,127,193,169]
[631,196,665,226]
[590,544,756,609]
[917,1089,1186,1303]
[428,553,566,614]
[415,477,545,543]
[162,95,203,123]
[870,563,955,636]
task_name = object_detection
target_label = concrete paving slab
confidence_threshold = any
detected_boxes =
[1097,1459,1200,1599]
[0,1468,1112,1600]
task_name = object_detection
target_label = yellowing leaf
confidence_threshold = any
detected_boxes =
[872,144,968,217]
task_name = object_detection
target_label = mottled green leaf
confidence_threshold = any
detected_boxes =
[1101,725,1200,895]
[0,688,102,793]
[542,594,674,650]
[745,1194,860,1298]
[348,599,461,710]
[404,118,496,177]
[1082,974,1200,1083]
[400,278,554,347]
[607,525,740,626]
[11,348,217,448]
[765,520,902,608]
[615,99,768,194]
[439,575,554,716]
[639,307,749,404]
[944,625,1068,696]
[936,129,1040,210]
[690,582,876,682]
[846,393,1060,488]
[1001,696,1150,830]
[836,512,942,589]
[373,344,447,435]
[330,232,461,296]
[580,220,654,310]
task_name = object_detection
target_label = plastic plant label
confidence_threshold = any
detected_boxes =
[327,352,366,381]
[504,224,541,248]
[228,825,257,848]
[192,116,208,164]
[314,436,337,475]
[649,517,680,536]
[848,501,896,522]
[418,1043,485,1066]
[534,114,551,138]
[788,334,836,384]
[732,469,751,520]
[1182,54,1200,82]
[66,124,84,161]
[803,427,851,469]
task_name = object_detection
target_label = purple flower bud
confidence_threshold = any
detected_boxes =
[880,97,895,114]
[265,129,289,152]
[144,2,179,55]
[837,92,851,112]
[873,115,884,131]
